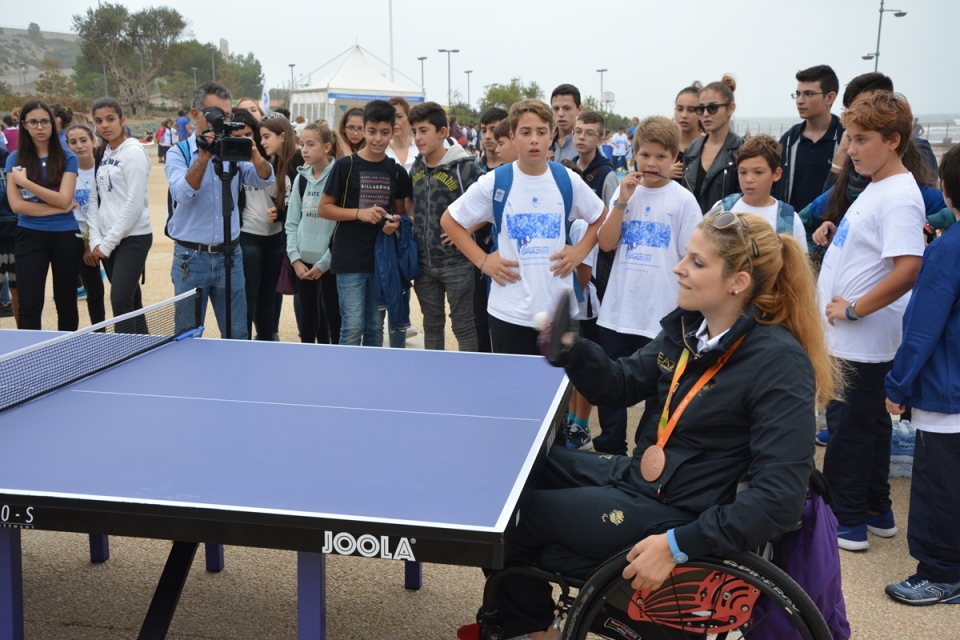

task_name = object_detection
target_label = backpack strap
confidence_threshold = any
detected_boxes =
[165,140,194,239]
[776,200,796,235]
[298,172,307,201]
[490,163,514,252]
[332,154,356,242]
[719,192,741,212]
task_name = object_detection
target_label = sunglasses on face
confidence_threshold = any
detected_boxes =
[693,103,730,116]
[705,205,760,273]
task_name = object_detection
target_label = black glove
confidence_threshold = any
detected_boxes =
[538,291,579,367]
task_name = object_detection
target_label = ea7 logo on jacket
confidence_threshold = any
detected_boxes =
[657,352,676,372]
[321,531,416,561]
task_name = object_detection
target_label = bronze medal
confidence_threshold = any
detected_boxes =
[640,445,666,482]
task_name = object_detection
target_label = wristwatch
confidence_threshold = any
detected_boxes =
[613,201,627,210]
[845,299,861,321]
[667,529,688,564]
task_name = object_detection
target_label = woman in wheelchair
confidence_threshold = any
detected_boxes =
[468,212,841,640]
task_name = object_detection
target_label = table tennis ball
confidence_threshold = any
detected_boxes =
[533,312,550,332]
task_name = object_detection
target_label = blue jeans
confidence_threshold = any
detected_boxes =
[336,272,384,346]
[172,243,249,340]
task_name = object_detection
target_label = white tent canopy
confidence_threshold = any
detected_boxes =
[289,47,425,125]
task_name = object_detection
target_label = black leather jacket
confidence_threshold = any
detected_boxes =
[682,131,744,213]
[563,305,815,560]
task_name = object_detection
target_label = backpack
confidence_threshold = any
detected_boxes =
[719,193,796,235]
[451,122,466,146]
[165,140,245,239]
[491,161,584,302]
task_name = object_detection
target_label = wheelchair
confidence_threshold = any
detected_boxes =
[462,546,832,640]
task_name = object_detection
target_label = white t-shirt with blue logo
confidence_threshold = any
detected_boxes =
[449,163,604,328]
[817,172,925,363]
[73,166,95,232]
[598,181,701,338]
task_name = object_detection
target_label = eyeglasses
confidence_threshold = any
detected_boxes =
[705,205,760,273]
[791,91,824,100]
[24,119,53,129]
[692,103,730,116]
[345,126,363,133]
[573,128,601,139]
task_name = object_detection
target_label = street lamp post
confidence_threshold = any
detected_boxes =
[209,46,217,82]
[102,63,109,97]
[464,70,472,109]
[289,64,296,112]
[437,48,460,108]
[191,67,198,88]
[19,63,26,93]
[417,56,427,92]
[861,0,907,72]
[597,68,608,110]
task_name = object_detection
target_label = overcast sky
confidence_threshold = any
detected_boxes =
[14,0,960,118]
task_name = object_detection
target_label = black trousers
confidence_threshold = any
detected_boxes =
[320,271,340,345]
[296,264,330,344]
[490,315,539,356]
[595,327,654,456]
[908,429,960,583]
[239,232,284,341]
[823,359,893,527]
[15,227,83,331]
[493,447,694,637]
[78,259,105,326]
[473,267,492,352]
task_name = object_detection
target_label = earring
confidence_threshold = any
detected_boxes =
[731,290,739,296]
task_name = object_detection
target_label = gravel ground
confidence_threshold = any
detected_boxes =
[4,152,957,639]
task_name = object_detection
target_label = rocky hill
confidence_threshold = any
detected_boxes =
[0,25,81,92]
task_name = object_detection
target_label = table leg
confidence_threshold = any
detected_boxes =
[297,551,326,640]
[89,534,110,563]
[136,541,198,640]
[204,543,224,572]
[404,560,422,590]
[0,528,24,640]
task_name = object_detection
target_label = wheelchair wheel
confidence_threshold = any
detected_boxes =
[561,550,832,640]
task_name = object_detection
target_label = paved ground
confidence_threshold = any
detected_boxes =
[5,151,957,639]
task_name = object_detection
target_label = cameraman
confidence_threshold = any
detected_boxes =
[165,82,275,339]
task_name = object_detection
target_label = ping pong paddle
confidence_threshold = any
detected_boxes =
[538,291,579,367]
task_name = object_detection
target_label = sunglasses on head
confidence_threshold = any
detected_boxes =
[705,204,760,273]
[693,103,730,116]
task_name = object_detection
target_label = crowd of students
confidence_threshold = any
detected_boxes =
[2,62,959,632]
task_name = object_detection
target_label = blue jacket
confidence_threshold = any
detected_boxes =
[374,214,422,334]
[885,220,960,413]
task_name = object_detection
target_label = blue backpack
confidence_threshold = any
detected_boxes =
[720,193,797,235]
[491,161,584,302]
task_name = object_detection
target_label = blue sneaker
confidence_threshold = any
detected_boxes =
[866,510,898,537]
[815,429,829,446]
[77,286,87,301]
[837,524,869,551]
[565,423,593,450]
[885,574,960,606]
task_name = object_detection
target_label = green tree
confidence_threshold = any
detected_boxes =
[0,80,11,96]
[34,59,79,102]
[477,79,543,112]
[159,70,193,109]
[226,52,264,100]
[27,23,42,43]
[72,3,186,116]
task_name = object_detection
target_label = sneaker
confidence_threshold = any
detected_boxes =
[406,325,420,338]
[565,423,593,450]
[866,510,898,537]
[0,304,12,318]
[77,287,87,301]
[815,429,830,446]
[837,524,869,551]
[885,574,960,606]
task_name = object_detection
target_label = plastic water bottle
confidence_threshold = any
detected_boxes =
[890,420,915,478]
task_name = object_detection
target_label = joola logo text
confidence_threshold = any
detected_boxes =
[321,531,416,561]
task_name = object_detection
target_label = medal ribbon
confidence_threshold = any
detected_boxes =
[655,335,746,450]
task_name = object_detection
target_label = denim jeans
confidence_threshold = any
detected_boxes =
[336,272,384,346]
[413,261,477,351]
[172,242,248,340]
[239,232,284,340]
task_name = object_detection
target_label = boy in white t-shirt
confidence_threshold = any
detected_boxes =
[813,92,924,552]
[720,134,808,252]
[593,116,702,455]
[441,99,606,355]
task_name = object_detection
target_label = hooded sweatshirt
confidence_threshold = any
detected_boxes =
[410,144,483,269]
[285,162,336,271]
[89,137,152,256]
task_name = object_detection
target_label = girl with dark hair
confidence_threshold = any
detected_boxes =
[232,108,284,340]
[671,82,703,183]
[65,123,105,325]
[4,99,82,330]
[88,98,153,326]
[52,103,73,148]
[681,75,744,212]
[338,107,365,156]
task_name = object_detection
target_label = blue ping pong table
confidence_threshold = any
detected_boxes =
[0,329,569,639]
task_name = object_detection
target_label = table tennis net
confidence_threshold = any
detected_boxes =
[0,289,201,413]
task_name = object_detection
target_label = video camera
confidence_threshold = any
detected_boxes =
[195,106,253,163]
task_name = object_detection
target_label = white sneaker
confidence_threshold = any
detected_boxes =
[406,325,420,338]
